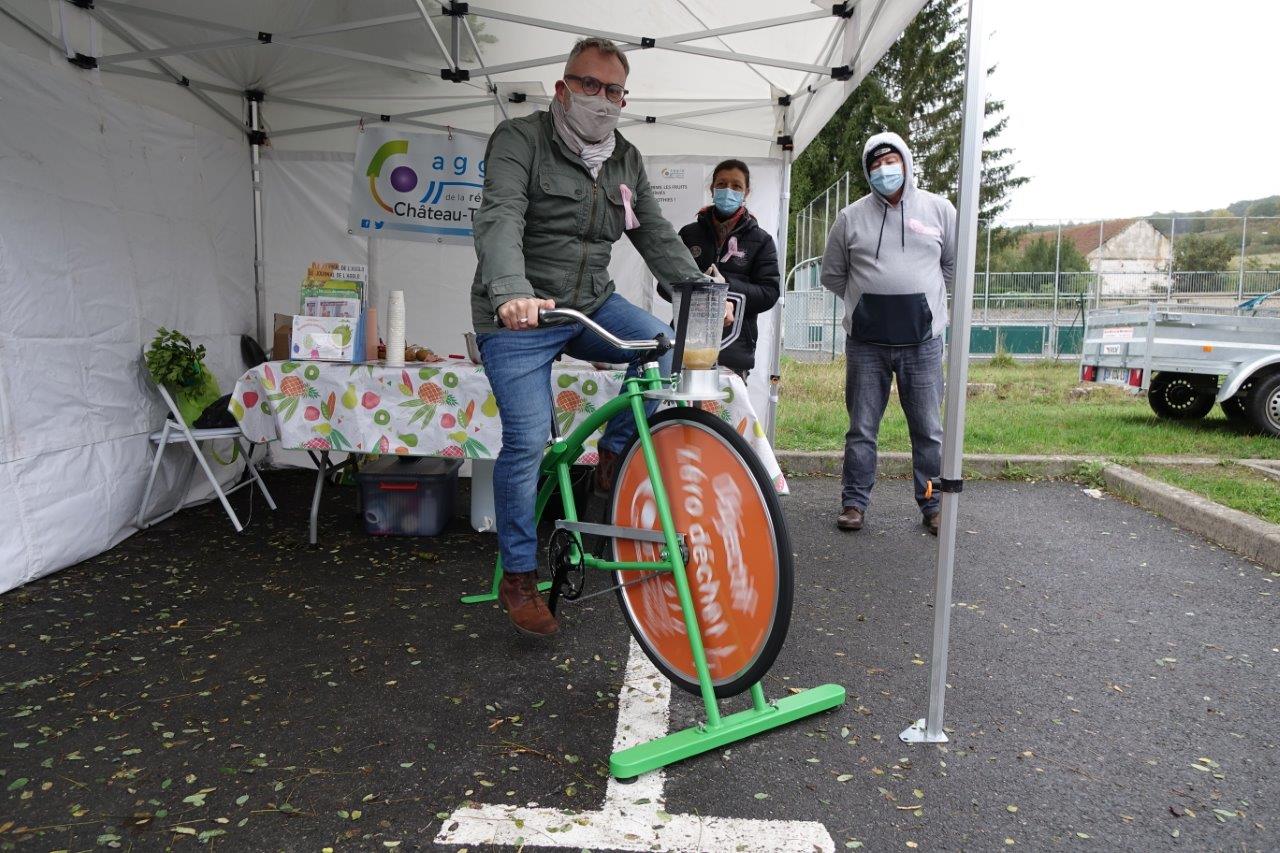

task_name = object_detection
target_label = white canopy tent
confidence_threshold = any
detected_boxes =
[0,0,984,744]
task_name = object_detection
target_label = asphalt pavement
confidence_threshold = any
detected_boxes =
[0,470,1275,851]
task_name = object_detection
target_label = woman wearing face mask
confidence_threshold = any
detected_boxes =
[671,159,781,380]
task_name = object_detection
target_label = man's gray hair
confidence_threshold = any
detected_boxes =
[566,37,630,76]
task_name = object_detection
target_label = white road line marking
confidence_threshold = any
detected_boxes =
[434,639,835,852]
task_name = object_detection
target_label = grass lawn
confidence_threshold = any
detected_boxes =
[776,359,1280,460]
[1140,463,1280,525]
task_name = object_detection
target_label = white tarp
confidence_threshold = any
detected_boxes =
[0,0,926,593]
[8,0,919,156]
[0,44,254,593]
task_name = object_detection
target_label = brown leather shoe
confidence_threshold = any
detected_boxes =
[924,512,940,536]
[594,448,620,494]
[498,571,558,637]
[837,506,864,531]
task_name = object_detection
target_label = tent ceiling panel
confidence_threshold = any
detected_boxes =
[7,0,927,155]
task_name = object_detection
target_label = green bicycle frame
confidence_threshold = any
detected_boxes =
[460,363,672,602]
[461,364,845,778]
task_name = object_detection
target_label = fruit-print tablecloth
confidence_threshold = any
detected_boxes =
[231,358,788,494]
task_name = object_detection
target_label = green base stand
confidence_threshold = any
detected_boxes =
[460,565,551,604]
[609,683,847,779]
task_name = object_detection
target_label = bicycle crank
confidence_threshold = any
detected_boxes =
[546,527,585,614]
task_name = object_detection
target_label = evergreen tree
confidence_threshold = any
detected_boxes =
[790,0,1026,267]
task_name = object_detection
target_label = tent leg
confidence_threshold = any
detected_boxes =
[900,0,986,746]
[249,94,267,346]
[764,140,793,442]
[308,450,329,546]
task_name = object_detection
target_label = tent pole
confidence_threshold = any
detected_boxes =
[249,95,267,347]
[367,235,379,331]
[0,2,63,49]
[900,0,986,746]
[82,7,244,133]
[766,147,793,444]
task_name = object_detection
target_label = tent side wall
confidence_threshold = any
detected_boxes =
[0,43,256,594]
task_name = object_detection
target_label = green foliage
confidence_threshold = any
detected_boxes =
[1174,233,1235,272]
[988,233,1091,273]
[988,348,1017,369]
[790,0,1026,266]
[1225,194,1280,217]
[146,328,207,388]
[1246,197,1280,216]
[1074,460,1108,487]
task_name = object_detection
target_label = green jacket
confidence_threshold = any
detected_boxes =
[471,110,702,331]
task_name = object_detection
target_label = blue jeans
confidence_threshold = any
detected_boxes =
[841,335,944,515]
[476,294,673,574]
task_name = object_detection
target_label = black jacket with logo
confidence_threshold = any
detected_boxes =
[670,207,780,373]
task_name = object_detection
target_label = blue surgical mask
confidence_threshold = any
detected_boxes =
[713,188,744,216]
[869,163,904,196]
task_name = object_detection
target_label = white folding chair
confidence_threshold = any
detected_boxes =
[137,366,276,533]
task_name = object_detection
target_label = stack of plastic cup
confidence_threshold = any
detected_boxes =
[385,290,406,366]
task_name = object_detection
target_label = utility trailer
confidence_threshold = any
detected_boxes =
[1080,292,1280,437]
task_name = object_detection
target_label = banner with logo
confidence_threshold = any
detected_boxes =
[348,126,487,244]
[645,163,709,231]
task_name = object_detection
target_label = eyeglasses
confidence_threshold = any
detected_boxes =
[563,74,628,104]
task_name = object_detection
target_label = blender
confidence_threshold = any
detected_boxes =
[649,279,744,401]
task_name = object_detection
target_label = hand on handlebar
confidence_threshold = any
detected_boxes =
[498,297,557,329]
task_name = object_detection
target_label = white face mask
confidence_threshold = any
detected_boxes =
[559,87,621,144]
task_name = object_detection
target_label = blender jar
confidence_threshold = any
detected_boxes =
[673,281,728,370]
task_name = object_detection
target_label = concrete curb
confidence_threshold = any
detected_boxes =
[1237,459,1280,484]
[776,450,1224,480]
[1100,464,1280,571]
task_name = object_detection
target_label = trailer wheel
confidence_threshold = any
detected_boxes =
[1245,373,1280,438]
[1148,372,1215,420]
[1221,381,1253,427]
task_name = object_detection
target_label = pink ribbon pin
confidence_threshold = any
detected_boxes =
[720,235,746,264]
[619,184,640,230]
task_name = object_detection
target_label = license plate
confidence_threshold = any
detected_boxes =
[1099,367,1128,384]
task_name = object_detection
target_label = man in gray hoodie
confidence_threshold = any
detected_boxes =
[820,131,956,535]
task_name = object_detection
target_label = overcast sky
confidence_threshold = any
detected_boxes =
[983,0,1279,223]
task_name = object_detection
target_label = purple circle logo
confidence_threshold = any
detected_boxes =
[389,165,418,193]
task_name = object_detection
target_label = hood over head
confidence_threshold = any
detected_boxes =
[861,131,914,201]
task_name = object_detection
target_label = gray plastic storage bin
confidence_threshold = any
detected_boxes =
[356,456,463,536]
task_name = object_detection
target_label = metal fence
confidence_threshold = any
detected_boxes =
[782,270,1280,361]
[785,191,1280,360]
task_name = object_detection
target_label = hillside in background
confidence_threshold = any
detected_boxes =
[1143,195,1280,257]
[1010,195,1280,259]
[1149,195,1280,221]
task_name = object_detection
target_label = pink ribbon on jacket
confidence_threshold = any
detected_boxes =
[719,235,746,264]
[618,184,641,230]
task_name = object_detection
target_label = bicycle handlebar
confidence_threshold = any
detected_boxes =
[494,307,671,353]
[544,308,668,350]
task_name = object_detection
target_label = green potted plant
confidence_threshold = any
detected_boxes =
[146,328,221,425]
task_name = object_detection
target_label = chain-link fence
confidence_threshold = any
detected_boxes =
[785,187,1280,360]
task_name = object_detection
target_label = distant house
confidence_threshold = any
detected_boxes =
[1024,219,1172,295]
